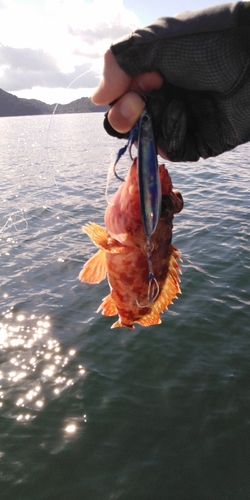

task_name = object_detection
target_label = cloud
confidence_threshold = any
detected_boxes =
[0,0,140,98]
[72,48,102,59]
[0,45,97,91]
[0,46,57,73]
[68,19,134,45]
[1,66,97,92]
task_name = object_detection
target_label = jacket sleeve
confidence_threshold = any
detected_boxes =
[107,2,250,161]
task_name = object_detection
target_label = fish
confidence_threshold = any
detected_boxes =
[79,158,183,329]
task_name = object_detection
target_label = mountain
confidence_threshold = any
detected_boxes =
[0,89,108,117]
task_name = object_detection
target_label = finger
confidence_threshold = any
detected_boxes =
[108,92,145,134]
[91,49,132,105]
[103,71,164,133]
[157,144,170,160]
[130,71,163,94]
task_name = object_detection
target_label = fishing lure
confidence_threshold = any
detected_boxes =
[137,110,162,305]
[138,110,161,238]
[114,109,162,306]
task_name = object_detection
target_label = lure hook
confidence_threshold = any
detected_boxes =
[136,236,160,308]
[113,121,139,181]
[136,275,160,308]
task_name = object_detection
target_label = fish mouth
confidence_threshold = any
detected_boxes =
[161,190,183,218]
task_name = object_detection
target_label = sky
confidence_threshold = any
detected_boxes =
[0,0,235,104]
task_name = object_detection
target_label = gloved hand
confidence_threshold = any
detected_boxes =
[97,2,250,162]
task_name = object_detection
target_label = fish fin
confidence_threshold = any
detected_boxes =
[83,222,125,253]
[97,294,118,316]
[79,249,107,284]
[83,222,108,249]
[137,247,181,326]
[136,312,162,327]
[108,247,181,328]
[111,319,135,330]
[153,247,181,313]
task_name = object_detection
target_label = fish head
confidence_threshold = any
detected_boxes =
[105,160,183,247]
[105,158,142,244]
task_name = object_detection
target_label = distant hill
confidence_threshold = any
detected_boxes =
[0,88,109,117]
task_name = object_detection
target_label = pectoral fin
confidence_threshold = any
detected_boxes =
[79,249,107,284]
[83,222,124,253]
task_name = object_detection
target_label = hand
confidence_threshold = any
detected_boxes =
[92,3,250,162]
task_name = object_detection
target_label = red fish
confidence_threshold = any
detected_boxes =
[79,158,183,329]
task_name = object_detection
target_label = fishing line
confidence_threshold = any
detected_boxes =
[45,68,93,186]
[0,210,28,234]
[113,121,139,181]
[106,120,139,202]
[51,69,93,117]
[105,160,116,204]
[1,70,92,236]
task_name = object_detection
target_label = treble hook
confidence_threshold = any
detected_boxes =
[136,276,160,309]
[136,237,160,308]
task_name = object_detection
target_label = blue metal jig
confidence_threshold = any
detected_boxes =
[137,110,162,306]
[138,110,161,240]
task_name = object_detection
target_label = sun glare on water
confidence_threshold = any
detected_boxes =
[0,309,86,426]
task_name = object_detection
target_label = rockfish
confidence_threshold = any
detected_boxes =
[79,158,183,329]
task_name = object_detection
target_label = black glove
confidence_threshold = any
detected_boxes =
[104,2,250,162]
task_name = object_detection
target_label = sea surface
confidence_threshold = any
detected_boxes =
[0,113,249,500]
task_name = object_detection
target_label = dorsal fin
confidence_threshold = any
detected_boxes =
[153,247,181,313]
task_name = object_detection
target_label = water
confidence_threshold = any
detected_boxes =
[0,114,249,500]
